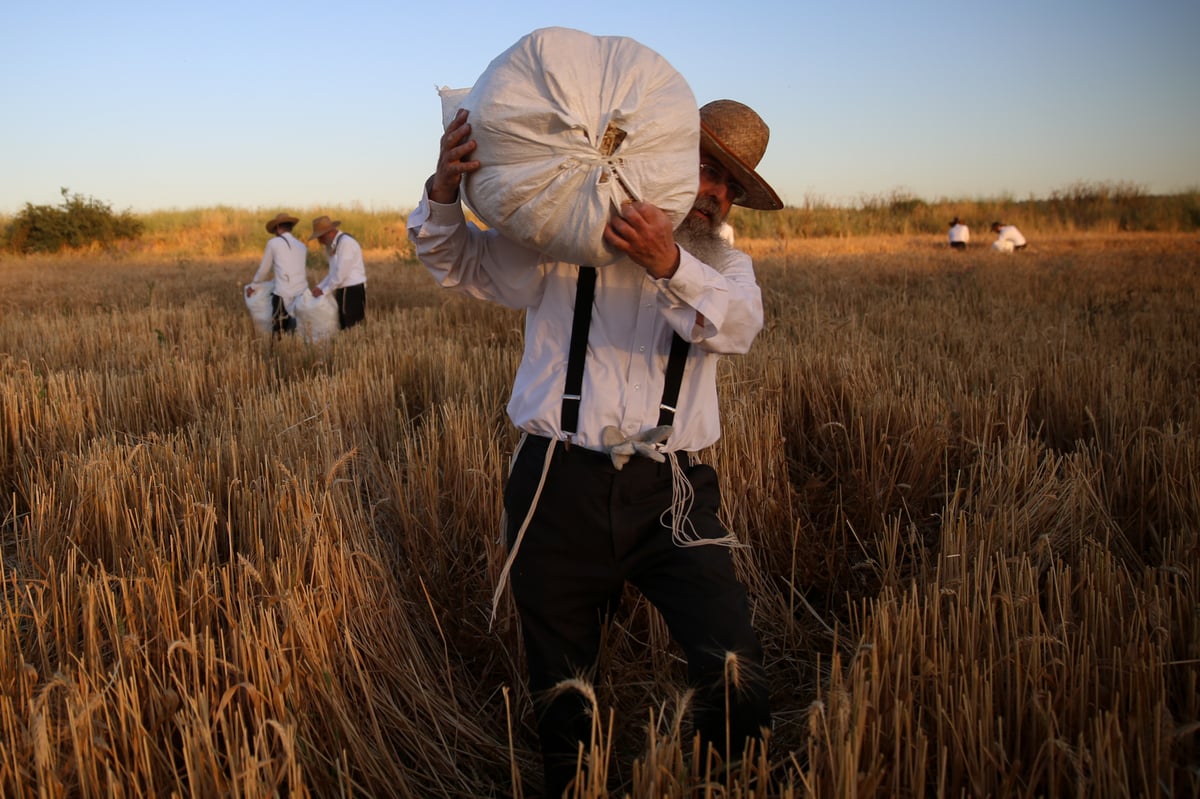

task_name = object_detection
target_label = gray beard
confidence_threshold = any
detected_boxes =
[674,214,733,266]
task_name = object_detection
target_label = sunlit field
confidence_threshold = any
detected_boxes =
[2,232,1198,797]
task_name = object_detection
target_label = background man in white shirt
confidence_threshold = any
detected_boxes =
[309,216,367,328]
[991,221,1028,252]
[948,216,970,250]
[409,99,783,796]
[246,212,308,335]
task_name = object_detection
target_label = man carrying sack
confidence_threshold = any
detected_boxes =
[409,93,784,795]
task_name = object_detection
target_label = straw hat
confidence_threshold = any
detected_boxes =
[308,215,342,241]
[265,212,299,234]
[699,100,782,210]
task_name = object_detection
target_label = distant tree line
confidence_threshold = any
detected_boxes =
[3,182,1197,257]
[3,188,143,254]
[734,182,1200,239]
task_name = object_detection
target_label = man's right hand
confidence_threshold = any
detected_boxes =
[430,108,481,204]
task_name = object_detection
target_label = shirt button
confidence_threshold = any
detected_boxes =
[639,345,646,352]
[634,384,641,391]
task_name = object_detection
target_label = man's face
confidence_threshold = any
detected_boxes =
[685,151,745,234]
[676,152,743,262]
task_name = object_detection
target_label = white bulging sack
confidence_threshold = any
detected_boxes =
[291,290,340,343]
[244,281,274,337]
[441,27,699,267]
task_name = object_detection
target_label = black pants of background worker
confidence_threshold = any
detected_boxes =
[504,433,771,797]
[270,294,297,337]
[333,283,366,329]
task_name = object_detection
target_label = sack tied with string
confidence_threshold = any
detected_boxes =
[439,26,700,267]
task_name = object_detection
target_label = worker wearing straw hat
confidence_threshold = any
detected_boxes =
[410,98,781,796]
[246,212,309,336]
[309,215,368,329]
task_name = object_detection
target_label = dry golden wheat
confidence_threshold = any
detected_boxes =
[1,233,1197,797]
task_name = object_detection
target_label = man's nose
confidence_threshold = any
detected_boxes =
[698,175,722,199]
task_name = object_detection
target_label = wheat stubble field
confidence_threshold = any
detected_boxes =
[2,232,1198,798]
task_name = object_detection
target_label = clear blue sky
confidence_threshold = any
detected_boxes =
[3,0,1198,214]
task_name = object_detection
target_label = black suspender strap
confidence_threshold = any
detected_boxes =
[560,265,596,435]
[657,332,691,427]
[560,265,692,436]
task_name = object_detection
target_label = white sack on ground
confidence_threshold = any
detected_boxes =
[291,290,339,343]
[244,281,274,337]
[441,26,699,267]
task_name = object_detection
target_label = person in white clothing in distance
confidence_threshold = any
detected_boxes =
[246,212,309,337]
[408,99,782,796]
[948,216,970,250]
[991,220,1027,252]
[309,215,368,328]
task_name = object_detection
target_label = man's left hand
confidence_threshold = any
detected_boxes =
[603,201,680,280]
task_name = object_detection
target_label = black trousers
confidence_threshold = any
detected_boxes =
[504,434,770,796]
[270,293,296,336]
[333,283,366,329]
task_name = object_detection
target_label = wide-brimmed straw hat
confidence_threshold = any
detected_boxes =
[308,215,342,241]
[265,212,299,234]
[699,99,783,211]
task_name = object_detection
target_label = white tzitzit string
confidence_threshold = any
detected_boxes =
[490,427,745,628]
[601,425,742,549]
[663,451,741,548]
[490,433,556,630]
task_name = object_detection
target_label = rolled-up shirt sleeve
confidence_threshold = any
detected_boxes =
[407,189,547,309]
[655,246,763,354]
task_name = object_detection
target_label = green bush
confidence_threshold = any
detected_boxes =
[4,188,144,254]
